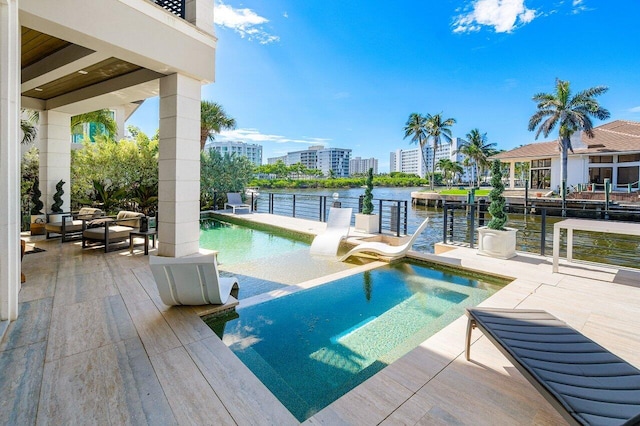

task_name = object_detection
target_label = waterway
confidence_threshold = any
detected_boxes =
[255,187,640,269]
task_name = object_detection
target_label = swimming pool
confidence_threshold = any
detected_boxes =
[200,218,309,265]
[206,261,508,421]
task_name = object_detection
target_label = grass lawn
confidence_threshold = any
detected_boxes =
[438,188,491,196]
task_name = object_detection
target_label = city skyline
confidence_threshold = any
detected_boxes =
[127,0,640,172]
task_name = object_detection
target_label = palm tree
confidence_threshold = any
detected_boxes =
[403,113,429,183]
[528,78,609,186]
[436,158,454,188]
[457,129,496,188]
[425,113,456,190]
[71,109,118,139]
[200,101,236,151]
[20,109,39,145]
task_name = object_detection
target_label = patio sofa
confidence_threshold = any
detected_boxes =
[82,210,144,252]
[466,308,640,426]
[45,207,104,242]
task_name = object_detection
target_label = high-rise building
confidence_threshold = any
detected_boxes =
[349,157,378,175]
[390,138,471,182]
[268,145,351,177]
[206,141,263,166]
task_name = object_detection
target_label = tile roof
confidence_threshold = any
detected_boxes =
[493,120,640,160]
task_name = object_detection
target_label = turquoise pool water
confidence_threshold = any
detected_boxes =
[200,218,309,265]
[207,261,507,421]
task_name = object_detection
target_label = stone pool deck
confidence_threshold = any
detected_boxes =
[3,213,640,425]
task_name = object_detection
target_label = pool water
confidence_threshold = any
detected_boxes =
[207,261,507,421]
[200,218,309,265]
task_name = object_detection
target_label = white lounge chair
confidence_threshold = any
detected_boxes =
[224,192,251,214]
[149,253,239,306]
[310,207,353,256]
[339,217,430,261]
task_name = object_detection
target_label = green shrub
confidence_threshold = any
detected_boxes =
[362,168,374,214]
[487,160,507,230]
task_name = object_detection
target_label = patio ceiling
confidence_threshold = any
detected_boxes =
[20,27,163,112]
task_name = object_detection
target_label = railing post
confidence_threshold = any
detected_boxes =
[540,208,547,256]
[442,203,448,244]
[292,194,296,217]
[524,180,528,210]
[469,204,476,249]
[269,193,274,214]
[358,195,363,213]
[378,199,383,234]
[396,201,401,237]
[319,196,324,222]
[478,199,486,227]
[605,178,610,219]
[403,201,408,235]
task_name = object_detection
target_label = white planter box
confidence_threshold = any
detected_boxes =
[477,226,517,259]
[355,213,379,234]
[48,214,65,223]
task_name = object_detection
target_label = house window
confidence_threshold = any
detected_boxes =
[589,155,614,163]
[618,154,640,163]
[531,158,551,168]
[617,166,639,185]
[530,158,551,189]
[589,167,613,184]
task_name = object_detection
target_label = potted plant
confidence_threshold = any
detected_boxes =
[355,168,379,233]
[48,179,66,223]
[477,160,517,259]
[30,177,46,235]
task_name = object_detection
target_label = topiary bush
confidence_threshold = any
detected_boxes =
[51,179,65,213]
[362,168,374,215]
[30,177,44,215]
[487,160,508,230]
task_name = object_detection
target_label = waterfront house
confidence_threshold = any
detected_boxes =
[493,120,640,192]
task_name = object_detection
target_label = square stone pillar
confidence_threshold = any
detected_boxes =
[39,111,71,214]
[509,161,516,189]
[0,0,20,321]
[185,0,215,35]
[158,73,201,258]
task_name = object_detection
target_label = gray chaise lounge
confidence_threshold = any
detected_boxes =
[466,308,640,426]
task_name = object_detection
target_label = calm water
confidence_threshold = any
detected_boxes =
[199,218,309,265]
[207,260,507,421]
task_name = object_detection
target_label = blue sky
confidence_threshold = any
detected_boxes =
[127,0,640,172]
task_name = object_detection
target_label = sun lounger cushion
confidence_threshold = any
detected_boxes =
[466,308,640,426]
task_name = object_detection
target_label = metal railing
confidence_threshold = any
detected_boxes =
[442,200,640,269]
[213,192,409,236]
[150,0,185,18]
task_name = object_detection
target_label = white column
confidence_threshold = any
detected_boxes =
[39,111,71,214]
[185,0,215,35]
[158,73,201,258]
[509,161,516,189]
[0,0,20,321]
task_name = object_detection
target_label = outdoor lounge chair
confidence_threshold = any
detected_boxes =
[310,207,353,256]
[338,217,429,261]
[224,192,251,214]
[466,308,640,426]
[45,207,104,242]
[149,252,239,306]
[82,210,144,252]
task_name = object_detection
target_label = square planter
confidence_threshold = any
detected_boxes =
[355,213,379,234]
[477,226,517,259]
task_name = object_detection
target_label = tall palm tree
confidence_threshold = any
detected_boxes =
[200,101,236,151]
[528,79,609,185]
[71,109,118,139]
[403,113,428,182]
[457,129,496,187]
[425,113,456,190]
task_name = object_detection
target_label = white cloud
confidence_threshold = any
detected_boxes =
[571,0,589,14]
[216,128,330,146]
[629,106,640,113]
[214,1,279,44]
[283,12,289,18]
[453,0,537,33]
